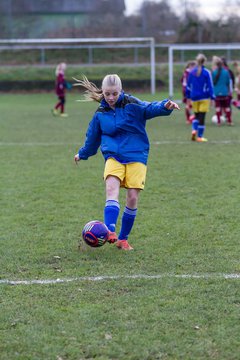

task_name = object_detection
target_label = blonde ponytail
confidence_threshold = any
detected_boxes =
[73,75,103,102]
[73,74,122,102]
[196,53,207,77]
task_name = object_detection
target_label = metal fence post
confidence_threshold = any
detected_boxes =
[40,48,45,65]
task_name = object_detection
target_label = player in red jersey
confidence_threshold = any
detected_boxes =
[181,61,196,124]
[233,61,240,100]
[52,62,69,117]
[221,57,235,117]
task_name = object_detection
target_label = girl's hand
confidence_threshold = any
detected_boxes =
[74,154,80,164]
[165,100,180,110]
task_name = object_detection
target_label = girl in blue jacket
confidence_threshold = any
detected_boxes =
[74,74,179,250]
[186,54,215,142]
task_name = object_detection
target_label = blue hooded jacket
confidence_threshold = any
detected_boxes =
[186,66,215,101]
[78,92,173,165]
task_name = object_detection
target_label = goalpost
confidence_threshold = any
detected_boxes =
[0,37,156,94]
[168,43,240,98]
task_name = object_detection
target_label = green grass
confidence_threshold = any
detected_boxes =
[0,64,173,93]
[0,93,240,359]
[0,63,196,91]
[1,62,237,95]
[0,64,169,81]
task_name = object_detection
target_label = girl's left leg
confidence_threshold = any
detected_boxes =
[197,112,207,141]
[59,97,65,114]
[224,106,233,125]
[117,188,140,249]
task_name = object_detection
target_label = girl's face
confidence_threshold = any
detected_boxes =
[102,86,121,108]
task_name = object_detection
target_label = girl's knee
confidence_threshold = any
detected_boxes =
[126,189,139,208]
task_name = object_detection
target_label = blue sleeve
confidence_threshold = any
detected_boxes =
[145,99,173,119]
[139,98,173,120]
[78,115,101,160]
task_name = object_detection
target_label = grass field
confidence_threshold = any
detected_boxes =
[1,92,240,360]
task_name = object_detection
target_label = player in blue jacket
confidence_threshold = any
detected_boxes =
[186,54,215,142]
[74,74,180,250]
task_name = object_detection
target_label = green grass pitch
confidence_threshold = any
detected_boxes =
[0,92,240,359]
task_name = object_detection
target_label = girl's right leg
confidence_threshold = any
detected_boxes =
[55,97,62,110]
[104,175,121,242]
[224,106,232,125]
[191,101,199,141]
[197,112,207,141]
[52,97,61,116]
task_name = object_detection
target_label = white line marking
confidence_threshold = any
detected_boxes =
[0,273,239,286]
[152,140,240,145]
[0,142,73,146]
[0,140,240,146]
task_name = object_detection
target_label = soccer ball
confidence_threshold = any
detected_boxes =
[211,114,226,124]
[82,220,109,247]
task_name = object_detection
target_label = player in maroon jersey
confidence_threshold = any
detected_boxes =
[181,61,196,124]
[233,61,240,101]
[52,62,68,117]
[221,57,235,116]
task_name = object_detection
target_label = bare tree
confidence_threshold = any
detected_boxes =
[139,0,180,41]
[1,0,240,43]
[177,9,202,43]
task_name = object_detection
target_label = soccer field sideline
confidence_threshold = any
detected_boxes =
[1,139,240,146]
[1,272,240,286]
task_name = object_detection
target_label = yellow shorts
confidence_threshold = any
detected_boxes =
[103,158,147,189]
[192,99,210,113]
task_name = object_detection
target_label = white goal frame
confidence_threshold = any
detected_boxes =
[168,43,240,98]
[0,37,156,94]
